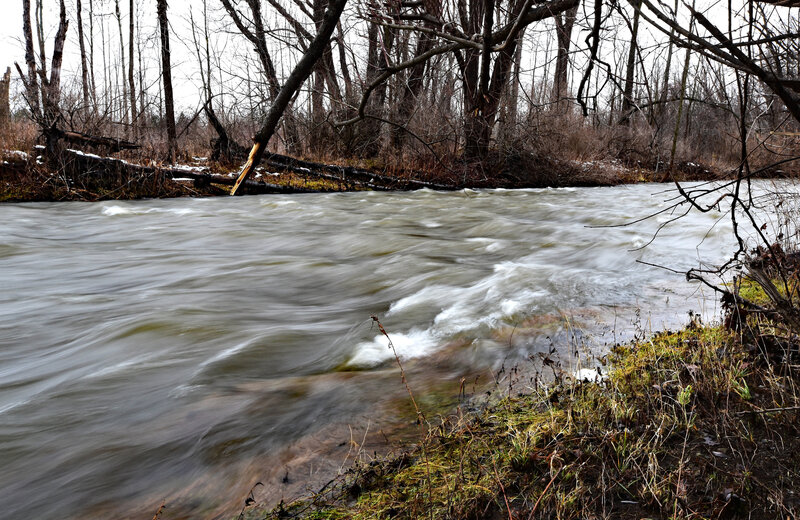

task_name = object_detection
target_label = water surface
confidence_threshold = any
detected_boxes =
[0,183,779,518]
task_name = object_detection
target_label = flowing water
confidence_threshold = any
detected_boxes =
[0,183,788,519]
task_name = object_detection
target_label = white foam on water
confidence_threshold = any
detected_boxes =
[347,329,440,367]
[102,205,197,217]
[147,207,197,216]
[350,258,551,365]
[485,241,504,253]
[102,205,133,216]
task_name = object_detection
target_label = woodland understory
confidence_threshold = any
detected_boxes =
[2,0,800,199]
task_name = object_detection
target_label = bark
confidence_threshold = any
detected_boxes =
[89,0,97,104]
[76,0,90,110]
[20,0,69,165]
[35,0,47,84]
[230,0,349,195]
[0,68,10,126]
[18,0,40,118]
[358,20,397,155]
[128,0,138,136]
[620,0,642,124]
[157,0,177,162]
[336,22,353,100]
[463,0,522,161]
[313,0,343,105]
[115,0,129,130]
[54,128,140,152]
[40,0,68,124]
[551,5,578,110]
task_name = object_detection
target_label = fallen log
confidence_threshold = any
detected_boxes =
[261,152,458,191]
[61,149,320,194]
[55,129,141,153]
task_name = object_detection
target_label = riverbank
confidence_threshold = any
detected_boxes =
[2,147,793,202]
[248,292,800,518]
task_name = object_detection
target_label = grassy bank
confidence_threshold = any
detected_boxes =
[248,310,800,518]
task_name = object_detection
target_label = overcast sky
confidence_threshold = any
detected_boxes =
[0,0,788,118]
[0,0,220,112]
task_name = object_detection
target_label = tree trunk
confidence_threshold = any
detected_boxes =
[620,0,642,124]
[19,0,40,118]
[551,5,578,110]
[393,34,434,148]
[128,0,138,137]
[157,0,177,162]
[76,0,90,111]
[35,0,47,84]
[336,22,353,101]
[115,0,129,131]
[0,68,10,126]
[359,20,396,155]
[89,0,97,106]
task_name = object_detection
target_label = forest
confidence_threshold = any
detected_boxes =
[1,0,799,198]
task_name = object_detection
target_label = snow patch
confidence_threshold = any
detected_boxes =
[66,148,103,160]
[2,150,29,160]
[170,164,208,173]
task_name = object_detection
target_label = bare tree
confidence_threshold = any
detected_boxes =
[115,0,129,130]
[340,0,579,161]
[15,0,69,161]
[0,68,10,127]
[157,0,177,161]
[551,4,578,110]
[230,0,349,195]
[128,0,138,137]
[76,0,91,110]
[620,0,642,124]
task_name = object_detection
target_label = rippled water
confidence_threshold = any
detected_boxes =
[0,183,785,519]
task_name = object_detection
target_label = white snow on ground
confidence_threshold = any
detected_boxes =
[66,149,103,160]
[170,164,209,172]
[1,150,30,160]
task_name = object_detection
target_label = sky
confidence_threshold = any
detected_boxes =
[1,1,25,72]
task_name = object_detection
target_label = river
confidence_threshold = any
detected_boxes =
[0,183,781,519]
